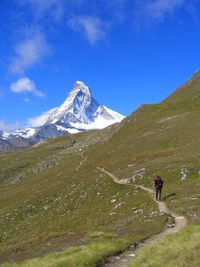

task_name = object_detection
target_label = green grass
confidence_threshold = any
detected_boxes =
[1,73,200,265]
[2,238,130,267]
[0,132,166,264]
[129,225,200,267]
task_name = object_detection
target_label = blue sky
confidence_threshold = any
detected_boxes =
[0,0,200,131]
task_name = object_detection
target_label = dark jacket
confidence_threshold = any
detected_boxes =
[154,177,164,189]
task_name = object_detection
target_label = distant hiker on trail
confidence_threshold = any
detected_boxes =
[154,175,164,201]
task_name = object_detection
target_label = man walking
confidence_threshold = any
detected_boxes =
[154,175,164,201]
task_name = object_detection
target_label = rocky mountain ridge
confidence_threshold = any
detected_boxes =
[0,81,124,152]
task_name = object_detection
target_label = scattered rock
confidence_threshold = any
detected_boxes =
[133,208,143,214]
[132,168,146,182]
[129,254,136,257]
[130,242,139,248]
[118,178,130,185]
[167,224,175,228]
[114,202,125,209]
[180,166,189,180]
[132,207,138,211]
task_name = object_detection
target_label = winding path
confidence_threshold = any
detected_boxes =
[96,167,187,267]
[76,153,88,171]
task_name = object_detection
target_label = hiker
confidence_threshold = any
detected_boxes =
[154,175,164,201]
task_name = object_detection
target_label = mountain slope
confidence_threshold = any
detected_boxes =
[0,139,15,152]
[1,71,200,265]
[85,70,200,222]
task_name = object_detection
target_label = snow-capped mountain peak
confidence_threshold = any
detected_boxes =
[44,80,95,125]
[43,80,125,130]
[0,81,125,150]
[59,80,92,111]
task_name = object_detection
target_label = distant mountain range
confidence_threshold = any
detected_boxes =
[0,81,125,152]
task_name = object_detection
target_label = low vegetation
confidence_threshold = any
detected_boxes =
[2,238,131,267]
[0,132,166,265]
[129,225,200,267]
[1,72,200,266]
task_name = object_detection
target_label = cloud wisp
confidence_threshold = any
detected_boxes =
[68,16,107,45]
[28,107,57,127]
[0,120,24,132]
[146,0,185,20]
[18,0,64,21]
[10,77,44,98]
[10,31,50,75]
[134,0,186,25]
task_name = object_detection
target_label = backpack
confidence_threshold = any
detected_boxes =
[155,178,163,189]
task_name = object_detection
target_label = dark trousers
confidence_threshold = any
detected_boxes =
[155,188,162,201]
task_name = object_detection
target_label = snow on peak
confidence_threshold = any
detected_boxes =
[31,80,125,131]
[3,81,125,141]
[75,80,88,86]
[45,80,96,125]
[65,80,92,108]
[71,80,91,95]
[2,128,37,139]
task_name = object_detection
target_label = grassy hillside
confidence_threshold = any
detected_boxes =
[1,71,200,266]
[0,130,166,265]
[86,71,200,224]
[129,225,200,267]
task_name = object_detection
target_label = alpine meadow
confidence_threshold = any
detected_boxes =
[1,71,200,266]
[1,0,200,266]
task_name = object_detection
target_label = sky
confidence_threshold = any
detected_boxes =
[0,0,200,131]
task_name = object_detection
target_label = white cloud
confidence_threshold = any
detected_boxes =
[0,120,24,132]
[10,31,50,74]
[146,0,185,19]
[10,77,44,98]
[135,0,185,22]
[28,107,57,127]
[68,16,106,44]
[19,0,64,21]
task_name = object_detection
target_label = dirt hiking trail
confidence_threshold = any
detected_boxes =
[76,152,88,171]
[96,167,187,267]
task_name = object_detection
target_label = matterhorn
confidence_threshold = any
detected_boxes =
[41,80,124,133]
[0,81,125,151]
